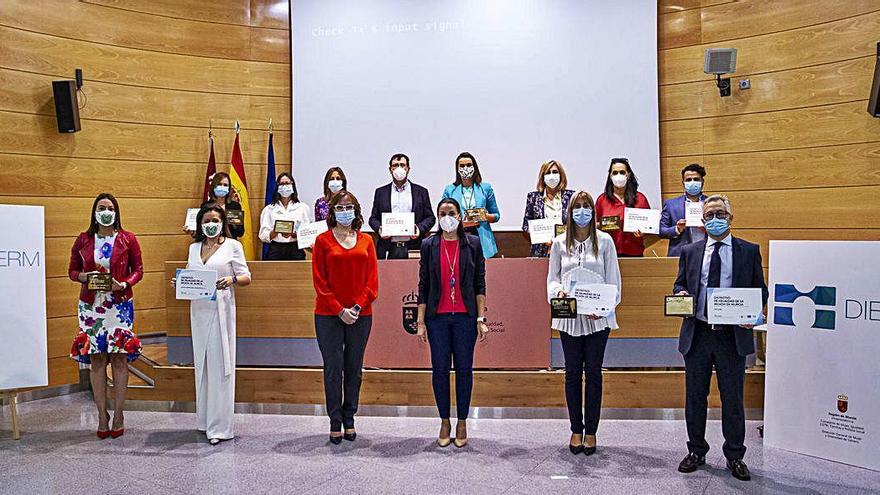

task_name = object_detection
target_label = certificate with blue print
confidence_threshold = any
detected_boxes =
[175,269,217,301]
[707,288,763,325]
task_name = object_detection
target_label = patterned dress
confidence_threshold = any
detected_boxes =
[314,196,331,221]
[70,233,142,363]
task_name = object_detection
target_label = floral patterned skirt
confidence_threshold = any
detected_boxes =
[70,293,141,364]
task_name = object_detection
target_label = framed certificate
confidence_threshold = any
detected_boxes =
[297,220,329,249]
[274,219,295,234]
[550,298,577,319]
[527,218,556,244]
[623,207,661,234]
[465,207,488,223]
[381,212,415,237]
[599,215,620,231]
[685,201,704,228]
[707,288,764,325]
[87,273,113,291]
[175,269,217,301]
[226,209,244,226]
[184,208,199,231]
[664,295,695,317]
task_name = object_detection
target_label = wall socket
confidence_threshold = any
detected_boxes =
[739,79,751,90]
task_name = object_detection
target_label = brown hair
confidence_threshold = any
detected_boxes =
[326,190,364,231]
[322,166,347,200]
[88,193,123,235]
[453,151,483,185]
[565,191,599,258]
[536,160,568,194]
[208,172,232,201]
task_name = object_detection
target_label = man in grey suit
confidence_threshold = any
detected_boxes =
[672,195,768,481]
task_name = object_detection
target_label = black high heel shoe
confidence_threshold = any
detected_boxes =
[583,434,597,456]
[329,433,343,445]
[343,429,357,442]
[569,433,584,455]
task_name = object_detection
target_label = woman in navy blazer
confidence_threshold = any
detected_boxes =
[521,160,575,257]
[416,198,489,448]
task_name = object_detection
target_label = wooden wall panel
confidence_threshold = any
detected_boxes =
[84,0,289,29]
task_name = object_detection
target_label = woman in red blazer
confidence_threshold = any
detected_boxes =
[68,193,144,439]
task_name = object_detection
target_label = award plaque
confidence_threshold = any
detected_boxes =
[274,220,295,234]
[87,273,113,291]
[226,209,243,226]
[555,224,566,237]
[465,207,488,223]
[665,295,695,317]
[599,215,621,231]
[550,298,577,319]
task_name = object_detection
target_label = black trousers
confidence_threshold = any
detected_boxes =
[684,320,747,460]
[314,315,372,431]
[560,329,610,435]
[264,241,305,261]
[426,313,478,420]
[376,241,410,260]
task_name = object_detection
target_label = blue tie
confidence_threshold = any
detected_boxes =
[704,242,722,318]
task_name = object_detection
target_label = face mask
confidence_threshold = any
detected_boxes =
[704,217,730,237]
[214,185,229,198]
[278,184,294,198]
[572,207,593,228]
[459,166,475,180]
[328,180,344,193]
[392,166,408,182]
[439,215,460,233]
[202,222,222,238]
[95,210,115,227]
[543,173,561,189]
[684,180,703,196]
[611,174,628,188]
[335,209,355,226]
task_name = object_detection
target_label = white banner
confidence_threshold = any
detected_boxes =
[0,205,48,390]
[765,241,880,471]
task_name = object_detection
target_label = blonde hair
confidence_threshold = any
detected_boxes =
[536,160,568,194]
[564,191,599,257]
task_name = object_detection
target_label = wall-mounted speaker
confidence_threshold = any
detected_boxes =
[869,42,880,117]
[52,80,81,133]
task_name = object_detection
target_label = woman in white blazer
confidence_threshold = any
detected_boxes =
[172,204,251,445]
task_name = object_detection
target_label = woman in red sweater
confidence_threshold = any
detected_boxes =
[312,191,379,444]
[68,193,143,438]
[594,158,651,257]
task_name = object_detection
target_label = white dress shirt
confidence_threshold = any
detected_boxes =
[697,234,733,322]
[546,231,622,336]
[543,194,563,223]
[390,181,413,242]
[258,200,312,243]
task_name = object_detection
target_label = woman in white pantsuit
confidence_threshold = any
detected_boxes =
[173,204,251,445]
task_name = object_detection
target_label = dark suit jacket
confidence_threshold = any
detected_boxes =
[673,236,768,357]
[368,182,436,251]
[418,234,486,318]
[659,193,707,257]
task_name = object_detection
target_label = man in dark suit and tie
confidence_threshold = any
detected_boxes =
[660,163,708,257]
[673,195,768,481]
[368,153,436,259]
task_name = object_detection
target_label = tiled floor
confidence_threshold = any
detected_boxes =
[1,393,878,494]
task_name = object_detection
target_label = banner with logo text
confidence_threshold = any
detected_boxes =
[0,205,48,390]
[765,241,880,471]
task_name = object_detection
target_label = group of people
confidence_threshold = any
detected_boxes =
[67,155,766,482]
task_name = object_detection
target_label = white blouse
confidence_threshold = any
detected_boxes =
[546,231,622,336]
[258,201,312,244]
[543,194,564,222]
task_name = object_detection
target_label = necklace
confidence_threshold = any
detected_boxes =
[443,239,459,307]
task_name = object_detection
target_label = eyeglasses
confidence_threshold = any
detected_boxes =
[703,211,730,221]
[333,205,355,212]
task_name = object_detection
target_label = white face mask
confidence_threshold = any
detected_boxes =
[328,179,344,193]
[95,210,115,227]
[459,166,475,180]
[391,166,408,182]
[543,173,561,189]
[202,222,222,238]
[278,184,294,198]
[611,174,628,188]
[439,214,460,233]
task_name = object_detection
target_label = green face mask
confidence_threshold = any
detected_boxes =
[95,210,115,227]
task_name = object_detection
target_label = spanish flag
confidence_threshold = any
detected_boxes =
[229,123,256,259]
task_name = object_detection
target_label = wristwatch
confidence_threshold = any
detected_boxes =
[476,317,487,323]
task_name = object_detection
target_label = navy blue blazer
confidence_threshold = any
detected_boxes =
[368,182,436,251]
[660,194,707,257]
[673,236,768,357]
[418,233,486,318]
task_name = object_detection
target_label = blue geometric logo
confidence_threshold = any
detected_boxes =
[773,284,836,330]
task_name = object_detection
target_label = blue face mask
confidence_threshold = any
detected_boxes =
[335,209,356,227]
[572,207,593,227]
[684,180,702,196]
[214,185,229,198]
[704,217,729,237]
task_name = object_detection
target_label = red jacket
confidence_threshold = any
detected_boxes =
[68,230,144,305]
[594,191,650,257]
